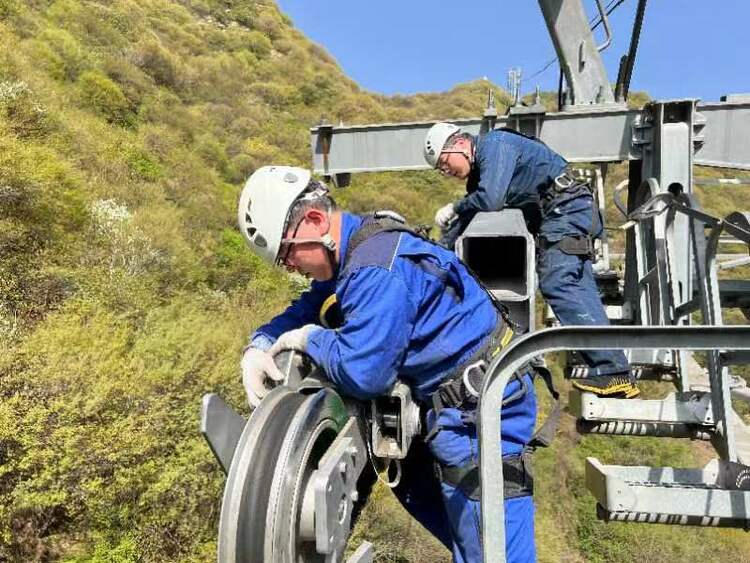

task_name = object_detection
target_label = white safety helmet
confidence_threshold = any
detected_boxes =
[423,122,460,168]
[237,165,312,265]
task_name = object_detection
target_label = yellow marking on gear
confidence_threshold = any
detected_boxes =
[319,294,338,328]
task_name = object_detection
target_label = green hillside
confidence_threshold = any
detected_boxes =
[0,1,748,561]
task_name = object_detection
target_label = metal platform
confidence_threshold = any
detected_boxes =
[478,326,750,563]
[570,390,714,426]
[586,458,750,528]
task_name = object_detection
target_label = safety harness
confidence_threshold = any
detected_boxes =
[538,167,601,259]
[339,212,561,501]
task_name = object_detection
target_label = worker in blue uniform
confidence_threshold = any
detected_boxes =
[423,123,638,398]
[238,165,538,562]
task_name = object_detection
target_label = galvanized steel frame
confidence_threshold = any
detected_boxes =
[309,101,750,178]
[537,0,616,106]
[477,326,750,563]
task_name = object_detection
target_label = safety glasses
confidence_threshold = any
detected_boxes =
[437,149,466,174]
[277,217,327,267]
[277,216,304,267]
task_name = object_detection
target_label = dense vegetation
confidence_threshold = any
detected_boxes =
[0,1,748,561]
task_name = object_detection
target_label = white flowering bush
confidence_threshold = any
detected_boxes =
[0,309,19,343]
[0,80,48,136]
[88,199,166,276]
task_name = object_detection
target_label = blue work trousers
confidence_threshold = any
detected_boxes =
[393,378,536,563]
[537,196,630,376]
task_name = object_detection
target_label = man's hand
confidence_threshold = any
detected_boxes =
[268,324,321,355]
[434,202,457,230]
[241,347,285,407]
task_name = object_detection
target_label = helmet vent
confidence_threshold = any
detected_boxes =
[283,172,298,183]
[247,226,257,237]
[254,234,267,248]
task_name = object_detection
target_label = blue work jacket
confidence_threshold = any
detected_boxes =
[254,212,498,401]
[252,212,536,453]
[453,130,573,239]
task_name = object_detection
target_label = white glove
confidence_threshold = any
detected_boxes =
[241,347,285,407]
[268,324,322,356]
[435,202,457,229]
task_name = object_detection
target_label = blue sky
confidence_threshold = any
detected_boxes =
[276,1,749,103]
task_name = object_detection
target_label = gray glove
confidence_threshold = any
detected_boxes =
[241,346,285,407]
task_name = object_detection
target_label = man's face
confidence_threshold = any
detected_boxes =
[437,138,472,180]
[279,210,334,282]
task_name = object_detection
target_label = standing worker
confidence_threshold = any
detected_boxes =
[423,123,637,398]
[239,165,538,562]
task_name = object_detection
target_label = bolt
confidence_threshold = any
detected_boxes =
[350,490,359,502]
[338,461,347,474]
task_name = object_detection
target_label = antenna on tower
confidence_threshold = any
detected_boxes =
[507,67,522,106]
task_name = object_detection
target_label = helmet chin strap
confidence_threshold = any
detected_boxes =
[466,139,476,165]
[320,231,337,276]
[319,232,336,252]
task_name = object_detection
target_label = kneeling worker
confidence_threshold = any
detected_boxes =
[238,165,537,563]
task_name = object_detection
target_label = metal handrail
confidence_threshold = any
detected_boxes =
[594,0,613,52]
[478,325,750,563]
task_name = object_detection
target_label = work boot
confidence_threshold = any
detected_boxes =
[571,374,640,398]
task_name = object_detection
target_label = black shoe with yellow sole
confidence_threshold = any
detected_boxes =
[571,375,640,398]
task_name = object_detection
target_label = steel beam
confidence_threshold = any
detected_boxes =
[587,458,750,523]
[537,0,616,106]
[569,391,714,425]
[694,102,750,171]
[309,101,750,176]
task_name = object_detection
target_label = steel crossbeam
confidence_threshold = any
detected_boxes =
[309,101,750,178]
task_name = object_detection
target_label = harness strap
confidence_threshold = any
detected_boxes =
[436,452,533,501]
[538,234,594,257]
[428,321,514,413]
[527,363,561,450]
[345,213,520,327]
[428,356,561,450]
[343,212,415,269]
[540,168,601,260]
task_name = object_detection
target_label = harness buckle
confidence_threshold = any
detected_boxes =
[554,172,575,190]
[462,359,487,398]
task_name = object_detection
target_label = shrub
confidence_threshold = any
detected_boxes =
[132,39,180,89]
[86,199,167,277]
[249,82,300,109]
[244,30,272,58]
[0,80,50,137]
[38,27,89,81]
[77,71,134,127]
[0,0,18,19]
[125,148,163,183]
